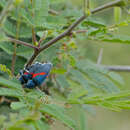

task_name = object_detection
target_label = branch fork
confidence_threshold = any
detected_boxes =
[6,0,127,71]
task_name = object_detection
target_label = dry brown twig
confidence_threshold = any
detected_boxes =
[4,0,128,72]
[26,0,125,67]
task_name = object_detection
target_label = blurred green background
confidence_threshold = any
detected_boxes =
[54,0,130,129]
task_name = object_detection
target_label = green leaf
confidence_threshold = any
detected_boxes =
[34,120,49,130]
[76,60,120,93]
[25,89,46,103]
[68,40,77,49]
[68,55,76,67]
[86,28,100,36]
[100,34,130,44]
[0,31,7,42]
[117,21,128,27]
[33,11,46,27]
[20,9,34,27]
[0,0,6,7]
[114,7,121,23]
[16,46,33,59]
[79,90,130,111]
[0,115,6,125]
[0,42,14,55]
[85,69,120,93]
[40,44,60,62]
[62,8,82,18]
[13,0,24,6]
[98,101,122,112]
[104,90,130,100]
[82,17,106,28]
[0,87,23,98]
[69,69,92,93]
[0,64,12,77]
[86,27,106,37]
[51,68,67,74]
[45,15,67,27]
[108,71,124,85]
[113,101,130,109]
[21,0,49,27]
[56,75,69,88]
[11,102,27,110]
[34,0,49,16]
[0,42,33,59]
[76,60,108,75]
[3,19,32,38]
[79,108,87,130]
[37,31,48,38]
[68,88,88,100]
[40,104,76,129]
[0,77,22,90]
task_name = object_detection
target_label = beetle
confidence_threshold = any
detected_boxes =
[19,62,52,89]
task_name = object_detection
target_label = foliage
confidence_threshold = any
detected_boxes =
[0,0,130,130]
[0,64,12,77]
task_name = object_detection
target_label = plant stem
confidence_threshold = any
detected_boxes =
[73,30,88,33]
[8,37,39,49]
[39,0,124,52]
[83,0,86,15]
[25,0,125,66]
[25,50,40,68]
[11,43,17,75]
[87,0,90,9]
[91,0,124,14]
[97,48,103,65]
[102,65,130,72]
[30,0,37,45]
[32,28,37,44]
[11,12,21,75]
[48,9,59,15]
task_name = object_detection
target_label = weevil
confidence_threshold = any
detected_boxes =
[19,62,52,89]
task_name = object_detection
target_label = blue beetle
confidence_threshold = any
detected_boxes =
[19,62,52,89]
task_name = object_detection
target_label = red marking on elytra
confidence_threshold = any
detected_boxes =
[24,72,46,78]
[32,72,46,78]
